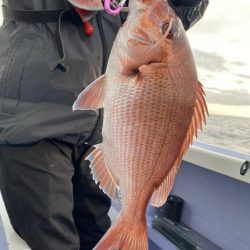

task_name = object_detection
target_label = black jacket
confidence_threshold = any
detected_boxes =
[0,0,208,145]
[168,0,209,30]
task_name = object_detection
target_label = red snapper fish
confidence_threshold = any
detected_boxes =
[73,0,208,249]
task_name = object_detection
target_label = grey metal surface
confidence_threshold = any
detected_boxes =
[171,160,250,250]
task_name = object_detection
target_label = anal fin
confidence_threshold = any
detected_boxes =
[150,163,179,207]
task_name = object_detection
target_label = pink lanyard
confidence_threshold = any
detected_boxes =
[104,0,127,15]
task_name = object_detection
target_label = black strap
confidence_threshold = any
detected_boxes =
[49,10,70,73]
[1,6,82,24]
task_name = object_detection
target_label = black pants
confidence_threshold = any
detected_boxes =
[0,139,111,250]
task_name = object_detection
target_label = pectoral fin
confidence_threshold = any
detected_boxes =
[73,74,105,110]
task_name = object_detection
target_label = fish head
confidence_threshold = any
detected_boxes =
[129,0,181,35]
[116,0,193,75]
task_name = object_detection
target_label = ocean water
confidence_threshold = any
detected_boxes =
[195,114,250,155]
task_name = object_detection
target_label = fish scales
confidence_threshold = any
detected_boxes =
[73,0,208,249]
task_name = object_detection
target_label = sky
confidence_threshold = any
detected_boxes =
[187,0,250,118]
[0,0,249,118]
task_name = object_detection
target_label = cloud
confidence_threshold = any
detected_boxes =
[193,50,249,82]
[193,49,228,72]
[205,88,250,106]
[235,80,245,84]
[230,61,246,67]
[235,73,250,79]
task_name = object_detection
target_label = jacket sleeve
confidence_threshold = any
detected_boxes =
[168,0,209,30]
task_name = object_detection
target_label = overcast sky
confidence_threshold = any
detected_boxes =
[187,0,250,117]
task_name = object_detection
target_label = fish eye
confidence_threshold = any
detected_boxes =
[167,26,178,39]
[161,20,170,35]
[161,20,179,40]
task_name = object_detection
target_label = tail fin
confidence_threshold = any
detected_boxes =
[94,215,148,250]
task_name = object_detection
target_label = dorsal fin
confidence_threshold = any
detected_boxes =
[86,144,120,201]
[73,74,105,110]
[150,81,208,207]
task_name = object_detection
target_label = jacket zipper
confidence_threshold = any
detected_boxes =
[96,12,108,74]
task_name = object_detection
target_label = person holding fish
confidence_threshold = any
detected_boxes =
[0,0,208,249]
